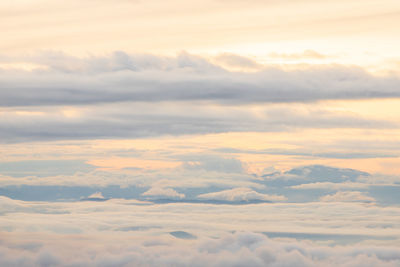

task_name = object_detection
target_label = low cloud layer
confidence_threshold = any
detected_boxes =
[0,197,400,266]
[1,231,400,267]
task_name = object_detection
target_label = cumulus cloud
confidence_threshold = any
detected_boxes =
[88,192,105,198]
[0,163,397,206]
[197,187,287,202]
[142,187,185,199]
[320,191,375,203]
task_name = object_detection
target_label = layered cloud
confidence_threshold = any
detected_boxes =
[2,0,400,265]
[1,52,399,143]
[1,52,400,108]
[2,102,396,142]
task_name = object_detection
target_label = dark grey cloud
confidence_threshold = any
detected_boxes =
[1,51,400,107]
[0,102,395,143]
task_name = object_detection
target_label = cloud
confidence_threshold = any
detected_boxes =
[0,164,397,206]
[214,147,398,159]
[0,102,396,143]
[214,53,263,70]
[291,182,370,190]
[181,155,244,173]
[1,52,399,143]
[320,191,375,203]
[1,51,400,108]
[262,165,370,187]
[142,187,185,199]
[87,192,105,199]
[197,187,287,202]
[81,191,108,202]
[0,231,399,267]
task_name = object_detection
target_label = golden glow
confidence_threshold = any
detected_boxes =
[87,157,181,171]
[61,108,81,118]
[0,62,47,71]
[0,0,399,71]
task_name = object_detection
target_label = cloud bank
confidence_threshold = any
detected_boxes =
[1,51,400,107]
[1,231,400,267]
[1,195,400,267]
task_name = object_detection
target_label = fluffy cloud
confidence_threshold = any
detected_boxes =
[142,187,185,199]
[3,196,399,237]
[1,195,400,266]
[0,164,397,206]
[0,231,399,267]
[197,187,287,202]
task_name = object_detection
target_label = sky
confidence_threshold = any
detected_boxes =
[1,0,400,266]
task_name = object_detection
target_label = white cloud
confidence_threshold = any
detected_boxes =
[142,187,185,199]
[86,192,105,199]
[197,187,287,202]
[0,231,399,267]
